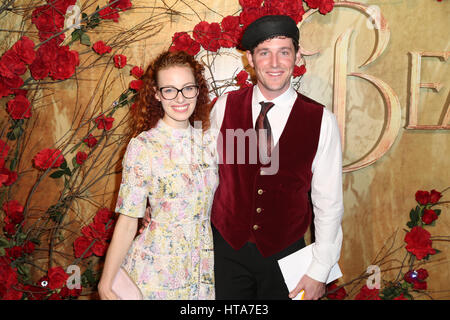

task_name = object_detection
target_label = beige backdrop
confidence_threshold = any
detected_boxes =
[1,0,449,299]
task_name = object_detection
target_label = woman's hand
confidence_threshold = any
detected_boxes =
[98,280,119,300]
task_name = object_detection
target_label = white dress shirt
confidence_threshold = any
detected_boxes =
[210,84,344,283]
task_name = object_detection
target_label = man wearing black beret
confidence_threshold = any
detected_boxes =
[210,15,344,300]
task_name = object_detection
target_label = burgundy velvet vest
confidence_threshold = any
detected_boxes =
[211,86,324,257]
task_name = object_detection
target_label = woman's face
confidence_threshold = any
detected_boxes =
[155,65,198,129]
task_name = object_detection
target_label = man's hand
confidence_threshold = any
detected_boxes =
[138,206,151,234]
[289,274,326,300]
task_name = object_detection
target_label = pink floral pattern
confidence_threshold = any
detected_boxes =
[115,119,218,299]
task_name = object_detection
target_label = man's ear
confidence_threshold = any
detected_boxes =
[246,50,254,69]
[295,49,302,65]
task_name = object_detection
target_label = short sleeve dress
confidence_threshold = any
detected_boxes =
[115,119,218,300]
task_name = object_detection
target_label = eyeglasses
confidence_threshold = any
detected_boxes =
[158,85,199,100]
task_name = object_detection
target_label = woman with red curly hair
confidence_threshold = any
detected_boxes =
[99,50,218,300]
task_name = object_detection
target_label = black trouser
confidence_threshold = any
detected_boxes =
[212,225,306,300]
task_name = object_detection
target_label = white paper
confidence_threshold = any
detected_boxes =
[278,243,342,300]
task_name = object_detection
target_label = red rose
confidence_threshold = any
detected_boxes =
[5,211,24,225]
[59,286,82,298]
[0,263,23,300]
[413,281,427,290]
[415,190,430,205]
[23,284,48,300]
[236,70,249,86]
[93,41,112,55]
[83,134,98,148]
[74,236,93,258]
[170,32,201,56]
[129,79,143,91]
[47,0,77,14]
[3,223,16,236]
[6,246,23,260]
[416,268,429,280]
[31,4,66,42]
[422,209,438,225]
[0,77,13,98]
[3,200,24,225]
[239,7,263,28]
[0,139,9,168]
[23,240,35,254]
[326,282,347,300]
[94,207,114,225]
[354,285,381,300]
[12,36,36,65]
[264,0,305,23]
[113,54,127,68]
[6,95,32,120]
[33,148,65,170]
[220,16,243,48]
[304,0,321,9]
[193,21,222,52]
[404,226,436,260]
[430,189,442,204]
[29,55,49,80]
[293,65,307,78]
[109,0,132,11]
[318,0,334,15]
[82,222,106,240]
[0,50,27,77]
[75,151,88,165]
[239,0,263,9]
[393,294,407,300]
[92,240,108,256]
[49,45,79,80]
[95,114,114,130]
[47,266,69,290]
[131,66,144,79]
[99,6,120,22]
[0,172,7,187]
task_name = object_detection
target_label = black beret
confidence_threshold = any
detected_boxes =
[241,15,299,51]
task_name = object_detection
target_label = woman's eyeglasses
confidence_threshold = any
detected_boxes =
[158,85,199,100]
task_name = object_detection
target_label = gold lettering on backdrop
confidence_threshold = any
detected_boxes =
[333,28,353,149]
[300,1,447,172]
[331,2,401,172]
[407,51,450,130]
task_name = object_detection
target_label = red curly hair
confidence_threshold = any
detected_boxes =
[129,50,211,139]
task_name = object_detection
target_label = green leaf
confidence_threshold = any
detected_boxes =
[406,221,415,228]
[72,157,80,169]
[6,130,17,140]
[50,170,65,179]
[434,209,441,216]
[64,166,72,176]
[0,237,9,247]
[0,247,5,256]
[80,32,91,46]
[60,159,68,169]
[71,29,82,42]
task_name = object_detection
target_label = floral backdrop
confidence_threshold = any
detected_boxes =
[0,0,448,300]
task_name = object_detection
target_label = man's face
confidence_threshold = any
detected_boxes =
[246,37,301,100]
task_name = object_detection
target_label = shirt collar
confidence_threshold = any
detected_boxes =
[252,83,297,108]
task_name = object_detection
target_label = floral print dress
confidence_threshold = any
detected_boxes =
[115,119,218,300]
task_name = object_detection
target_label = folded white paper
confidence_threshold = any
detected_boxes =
[278,243,342,300]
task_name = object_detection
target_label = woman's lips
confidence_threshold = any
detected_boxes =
[171,103,190,113]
